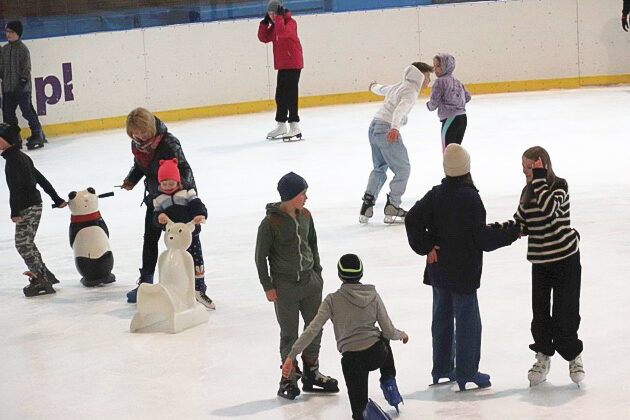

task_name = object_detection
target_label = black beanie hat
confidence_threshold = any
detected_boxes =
[5,21,23,38]
[277,172,308,202]
[0,123,20,146]
[338,254,363,282]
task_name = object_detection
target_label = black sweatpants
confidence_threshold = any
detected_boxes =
[341,337,396,420]
[530,251,583,361]
[440,114,467,151]
[275,69,301,123]
[3,91,44,138]
[142,202,162,275]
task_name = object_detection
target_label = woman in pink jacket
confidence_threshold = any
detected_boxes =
[258,0,304,140]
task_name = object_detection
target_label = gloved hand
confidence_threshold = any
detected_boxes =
[277,6,286,16]
[623,14,629,32]
[261,13,272,25]
[488,222,502,229]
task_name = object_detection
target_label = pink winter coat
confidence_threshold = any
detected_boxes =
[258,11,304,70]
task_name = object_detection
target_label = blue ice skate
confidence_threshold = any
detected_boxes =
[457,372,491,391]
[126,270,153,303]
[363,398,392,420]
[379,377,403,413]
[431,370,456,386]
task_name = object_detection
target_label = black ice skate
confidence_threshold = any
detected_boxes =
[359,193,375,224]
[277,377,301,400]
[22,272,56,297]
[383,194,407,224]
[26,135,45,150]
[301,360,339,393]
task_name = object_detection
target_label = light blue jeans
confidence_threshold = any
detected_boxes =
[364,119,411,207]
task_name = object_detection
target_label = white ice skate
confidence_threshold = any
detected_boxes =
[569,354,585,385]
[267,122,288,140]
[528,352,550,387]
[281,122,303,142]
[195,290,216,310]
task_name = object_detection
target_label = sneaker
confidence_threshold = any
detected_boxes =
[528,352,551,387]
[384,194,407,224]
[285,122,301,138]
[267,122,288,139]
[359,193,375,224]
[569,354,585,385]
[195,291,216,310]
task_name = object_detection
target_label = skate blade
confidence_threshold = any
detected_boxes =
[428,379,455,387]
[456,382,491,392]
[26,143,45,150]
[528,378,546,387]
[383,215,405,224]
[302,385,340,393]
[266,135,283,140]
[281,134,303,142]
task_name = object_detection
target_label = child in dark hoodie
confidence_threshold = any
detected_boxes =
[255,172,338,400]
[152,158,214,309]
[282,254,409,420]
[426,53,471,152]
[0,123,67,296]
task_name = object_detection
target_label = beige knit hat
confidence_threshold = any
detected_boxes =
[443,143,470,177]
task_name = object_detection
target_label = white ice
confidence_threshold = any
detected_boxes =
[1,86,629,419]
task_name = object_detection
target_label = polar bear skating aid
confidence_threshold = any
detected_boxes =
[130,221,209,333]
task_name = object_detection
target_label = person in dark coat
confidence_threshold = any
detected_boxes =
[622,0,629,31]
[119,107,196,303]
[0,123,66,296]
[405,143,520,391]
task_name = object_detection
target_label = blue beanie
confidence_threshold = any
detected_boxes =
[277,172,308,202]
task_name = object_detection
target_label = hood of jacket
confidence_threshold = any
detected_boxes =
[403,65,424,90]
[437,53,456,77]
[338,283,377,308]
[265,201,294,218]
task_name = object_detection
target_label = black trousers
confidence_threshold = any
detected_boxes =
[2,91,44,137]
[141,202,162,275]
[341,337,396,420]
[530,251,583,361]
[440,114,467,150]
[275,69,301,123]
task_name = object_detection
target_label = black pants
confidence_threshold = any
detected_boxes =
[141,202,162,275]
[275,69,301,123]
[440,114,467,151]
[341,338,396,420]
[530,251,583,361]
[2,91,44,137]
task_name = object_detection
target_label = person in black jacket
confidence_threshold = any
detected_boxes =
[151,158,214,309]
[119,107,196,303]
[405,144,520,391]
[623,0,629,31]
[0,123,66,296]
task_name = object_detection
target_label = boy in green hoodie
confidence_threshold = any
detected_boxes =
[255,172,338,400]
[282,254,409,420]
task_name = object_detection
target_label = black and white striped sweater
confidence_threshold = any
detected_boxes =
[514,168,579,264]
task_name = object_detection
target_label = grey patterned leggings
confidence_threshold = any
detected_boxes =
[15,204,46,277]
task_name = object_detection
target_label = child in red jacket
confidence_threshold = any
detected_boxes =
[258,0,304,140]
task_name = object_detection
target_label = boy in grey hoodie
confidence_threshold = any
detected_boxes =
[255,172,338,400]
[426,53,471,152]
[282,254,409,420]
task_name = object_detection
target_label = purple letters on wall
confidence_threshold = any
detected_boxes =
[35,62,74,116]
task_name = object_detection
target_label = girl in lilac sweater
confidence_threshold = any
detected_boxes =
[426,53,471,152]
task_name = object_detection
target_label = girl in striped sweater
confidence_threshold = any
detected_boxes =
[514,146,584,387]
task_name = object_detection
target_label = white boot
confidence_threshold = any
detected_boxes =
[569,354,585,385]
[267,122,288,139]
[286,122,302,139]
[195,291,216,310]
[528,352,551,386]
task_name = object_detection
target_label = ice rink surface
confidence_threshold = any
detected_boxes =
[1,86,629,419]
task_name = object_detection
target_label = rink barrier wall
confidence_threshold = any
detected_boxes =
[25,74,630,138]
[14,0,630,137]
